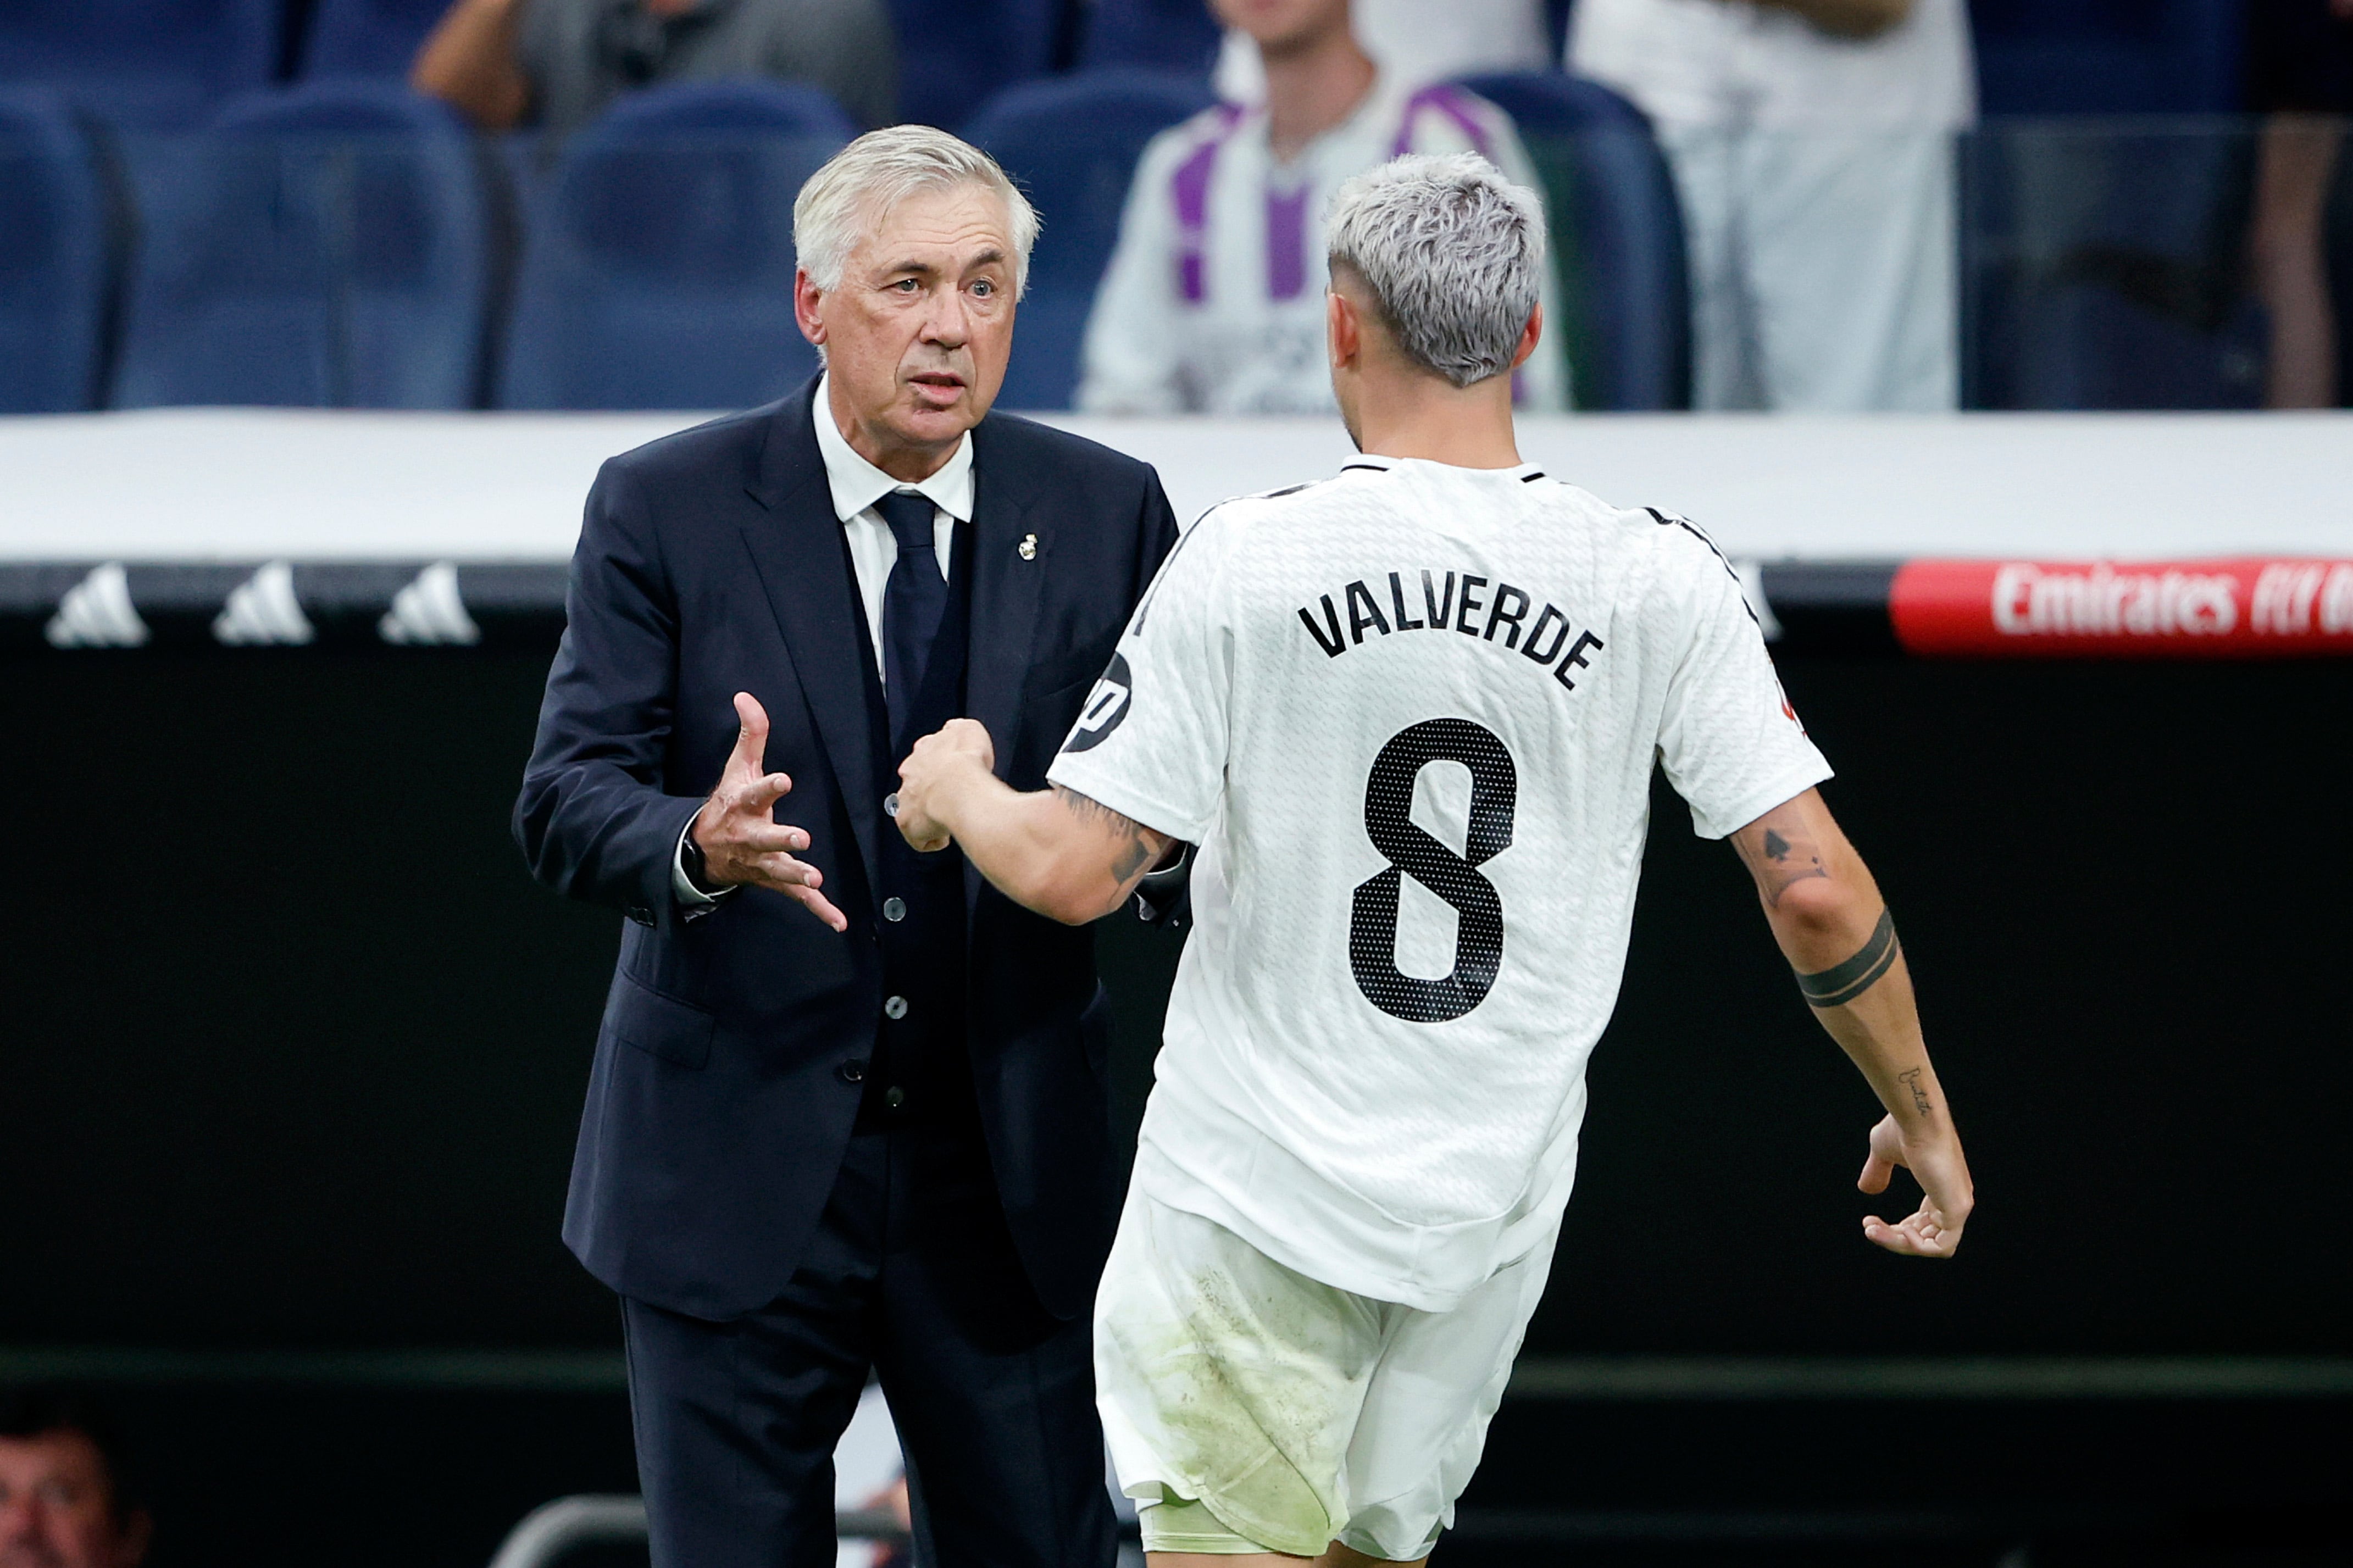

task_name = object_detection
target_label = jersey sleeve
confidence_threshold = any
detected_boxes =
[1650,518,1833,839]
[1045,512,1235,844]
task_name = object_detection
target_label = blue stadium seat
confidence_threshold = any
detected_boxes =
[110,81,497,408]
[0,90,113,411]
[1078,0,1221,76]
[300,0,452,80]
[1455,71,1690,412]
[964,69,1216,409]
[0,0,282,129]
[1961,124,2263,409]
[497,79,855,410]
[1971,0,2245,115]
[889,0,1067,130]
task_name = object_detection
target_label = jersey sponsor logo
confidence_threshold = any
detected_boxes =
[1890,558,2353,657]
[1061,652,1134,753]
[1296,569,1606,692]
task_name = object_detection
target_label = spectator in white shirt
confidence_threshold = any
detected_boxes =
[1213,0,1553,102]
[1570,0,1975,411]
[1080,0,1566,415]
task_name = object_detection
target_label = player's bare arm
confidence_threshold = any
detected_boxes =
[1729,787,1974,1259]
[895,718,1176,924]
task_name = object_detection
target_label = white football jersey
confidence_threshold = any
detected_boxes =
[1047,456,1830,1311]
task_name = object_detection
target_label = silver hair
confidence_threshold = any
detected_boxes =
[1325,152,1547,388]
[792,124,1040,297]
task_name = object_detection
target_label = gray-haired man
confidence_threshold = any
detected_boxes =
[514,125,1179,1565]
[892,153,1974,1564]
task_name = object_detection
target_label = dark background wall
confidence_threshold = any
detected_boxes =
[4,646,2349,1565]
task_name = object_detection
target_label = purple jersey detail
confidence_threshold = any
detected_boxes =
[1391,85,1495,161]
[1173,104,1246,304]
[1266,184,1310,301]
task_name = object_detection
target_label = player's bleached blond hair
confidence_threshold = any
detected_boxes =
[793,125,1040,297]
[1325,152,1547,388]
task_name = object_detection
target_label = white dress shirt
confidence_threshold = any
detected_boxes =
[674,376,975,910]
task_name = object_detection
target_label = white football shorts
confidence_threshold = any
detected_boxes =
[1095,1187,1556,1560]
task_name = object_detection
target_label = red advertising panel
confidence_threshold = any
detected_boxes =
[1889,558,2353,658]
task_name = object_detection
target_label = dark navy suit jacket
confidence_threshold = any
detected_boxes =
[514,380,1179,1322]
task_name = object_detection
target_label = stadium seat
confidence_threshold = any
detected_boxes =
[300,0,452,80]
[1453,71,1690,412]
[497,79,855,410]
[0,0,282,129]
[889,0,1068,130]
[1962,123,2263,409]
[1076,0,1222,76]
[110,81,498,409]
[0,90,114,412]
[964,69,1216,410]
[1970,0,2244,115]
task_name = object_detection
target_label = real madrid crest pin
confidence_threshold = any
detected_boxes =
[1017,533,1037,561]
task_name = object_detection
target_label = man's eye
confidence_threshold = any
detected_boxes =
[891,279,919,293]
[970,279,994,298]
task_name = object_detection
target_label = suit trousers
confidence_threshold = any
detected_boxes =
[621,1121,1117,1567]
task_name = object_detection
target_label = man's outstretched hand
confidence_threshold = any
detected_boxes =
[1858,1113,1973,1258]
[689,692,848,932]
[894,718,997,853]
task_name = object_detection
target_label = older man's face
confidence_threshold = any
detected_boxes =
[0,1434,146,1568]
[798,182,1017,475]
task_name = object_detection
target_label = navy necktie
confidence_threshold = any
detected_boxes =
[875,490,946,745]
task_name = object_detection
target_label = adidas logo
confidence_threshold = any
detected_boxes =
[379,562,481,646]
[213,561,315,646]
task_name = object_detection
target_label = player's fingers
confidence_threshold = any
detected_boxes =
[725,692,770,780]
[784,883,850,933]
[741,772,795,811]
[1858,1152,1894,1194]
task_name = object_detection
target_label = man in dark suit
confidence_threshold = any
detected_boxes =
[513,125,1180,1566]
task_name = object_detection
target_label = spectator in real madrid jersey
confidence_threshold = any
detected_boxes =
[1212,0,1554,102]
[1570,0,1974,412]
[1078,0,1566,415]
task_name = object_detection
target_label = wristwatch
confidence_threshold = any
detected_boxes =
[681,824,722,896]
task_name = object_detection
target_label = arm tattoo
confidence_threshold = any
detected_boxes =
[1051,784,1162,883]
[1795,908,1901,1008]
[1895,1066,1932,1116]
[1735,820,1830,908]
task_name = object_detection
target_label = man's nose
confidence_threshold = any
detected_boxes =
[917,286,969,348]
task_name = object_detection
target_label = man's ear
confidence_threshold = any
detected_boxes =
[1508,302,1544,371]
[1327,288,1361,373]
[794,267,828,349]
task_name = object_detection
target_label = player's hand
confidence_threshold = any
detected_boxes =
[895,718,996,853]
[689,692,848,931]
[1857,1113,1973,1258]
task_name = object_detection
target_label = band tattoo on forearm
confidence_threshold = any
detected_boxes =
[1051,784,1163,883]
[1895,1066,1932,1116]
[1795,908,1901,1008]
[1736,821,1831,908]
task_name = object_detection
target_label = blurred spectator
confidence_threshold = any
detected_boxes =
[0,1389,149,1568]
[1214,0,1553,101]
[1570,0,1973,410]
[1080,0,1564,414]
[2247,0,2353,408]
[409,0,896,135]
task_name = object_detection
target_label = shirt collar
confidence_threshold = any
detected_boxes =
[811,371,975,525]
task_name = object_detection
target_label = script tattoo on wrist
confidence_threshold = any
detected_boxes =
[1895,1066,1932,1116]
[1052,784,1163,883]
[1796,908,1901,1008]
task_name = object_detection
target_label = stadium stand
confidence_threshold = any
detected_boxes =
[1075,0,1223,75]
[298,0,453,81]
[1455,71,1690,412]
[1964,123,2265,409]
[0,90,115,413]
[1971,0,2246,115]
[0,0,284,129]
[964,68,1217,409]
[496,77,852,410]
[109,81,498,409]
[888,0,1069,130]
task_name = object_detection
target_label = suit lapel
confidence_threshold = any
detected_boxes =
[739,382,884,908]
[963,417,1052,913]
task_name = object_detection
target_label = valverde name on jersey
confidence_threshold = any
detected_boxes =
[1296,567,1607,692]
